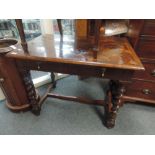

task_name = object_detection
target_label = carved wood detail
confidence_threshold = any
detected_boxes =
[104,80,126,128]
[18,68,40,115]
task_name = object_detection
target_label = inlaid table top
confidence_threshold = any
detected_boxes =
[7,34,144,70]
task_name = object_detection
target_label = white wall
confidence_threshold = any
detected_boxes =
[0,88,5,100]
[40,19,53,34]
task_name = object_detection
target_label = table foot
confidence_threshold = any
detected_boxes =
[104,90,118,129]
[105,111,117,129]
[51,72,56,88]
[31,104,41,116]
[104,80,125,128]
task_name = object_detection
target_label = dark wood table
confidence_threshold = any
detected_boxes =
[1,34,144,128]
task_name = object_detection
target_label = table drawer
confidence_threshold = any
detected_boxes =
[141,20,155,36]
[125,80,155,101]
[136,38,155,59]
[133,62,155,82]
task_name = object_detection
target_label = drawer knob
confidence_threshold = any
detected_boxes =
[151,69,155,77]
[0,78,4,83]
[37,64,40,70]
[101,68,106,77]
[142,89,151,95]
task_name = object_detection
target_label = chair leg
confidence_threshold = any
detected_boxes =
[57,19,63,36]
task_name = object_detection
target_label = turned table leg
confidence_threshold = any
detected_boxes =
[19,69,40,115]
[104,80,125,128]
[51,72,56,88]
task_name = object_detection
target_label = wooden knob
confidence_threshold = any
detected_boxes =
[101,68,106,77]
[37,64,40,70]
[142,89,151,95]
[151,69,155,77]
[0,78,4,82]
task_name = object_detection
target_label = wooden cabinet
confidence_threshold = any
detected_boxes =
[125,80,155,103]
[76,19,155,105]
[0,56,30,111]
[141,20,155,36]
[124,20,155,105]
[133,62,155,82]
[136,36,155,59]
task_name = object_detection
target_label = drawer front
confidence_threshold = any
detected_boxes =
[125,80,155,101]
[136,38,155,59]
[141,20,155,36]
[133,62,155,82]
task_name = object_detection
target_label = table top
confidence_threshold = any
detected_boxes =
[7,34,144,70]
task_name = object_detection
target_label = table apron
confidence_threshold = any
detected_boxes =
[16,60,134,81]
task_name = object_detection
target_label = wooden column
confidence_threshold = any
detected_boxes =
[0,54,30,111]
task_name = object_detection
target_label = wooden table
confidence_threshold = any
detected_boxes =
[1,34,144,128]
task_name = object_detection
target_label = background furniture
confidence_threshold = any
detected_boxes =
[0,39,30,111]
[125,20,155,104]
[76,19,155,105]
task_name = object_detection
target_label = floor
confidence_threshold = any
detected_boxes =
[0,76,155,135]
